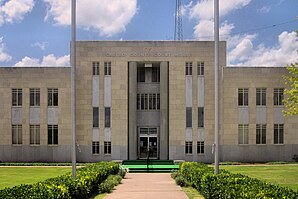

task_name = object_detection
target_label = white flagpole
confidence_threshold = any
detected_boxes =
[214,0,219,175]
[71,0,77,178]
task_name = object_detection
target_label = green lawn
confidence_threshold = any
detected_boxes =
[221,165,298,191]
[0,167,71,190]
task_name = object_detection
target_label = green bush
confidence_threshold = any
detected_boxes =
[173,162,298,199]
[98,174,122,194]
[0,162,119,199]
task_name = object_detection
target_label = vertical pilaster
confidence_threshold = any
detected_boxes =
[128,62,137,159]
[160,61,169,159]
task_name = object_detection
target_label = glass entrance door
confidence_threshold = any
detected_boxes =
[138,128,158,159]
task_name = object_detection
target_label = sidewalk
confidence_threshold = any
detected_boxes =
[104,173,188,199]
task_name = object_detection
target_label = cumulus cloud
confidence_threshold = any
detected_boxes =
[31,41,49,51]
[0,37,12,62]
[233,31,298,66]
[190,0,251,20]
[43,0,137,37]
[15,54,70,67]
[0,0,34,25]
[189,0,250,40]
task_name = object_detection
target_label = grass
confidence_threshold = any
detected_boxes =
[182,187,203,199]
[0,167,71,190]
[221,165,298,191]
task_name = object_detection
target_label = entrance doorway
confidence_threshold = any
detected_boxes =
[138,127,158,159]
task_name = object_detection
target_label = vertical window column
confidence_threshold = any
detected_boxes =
[185,62,193,156]
[104,61,112,155]
[273,88,284,145]
[11,89,22,133]
[197,62,205,155]
[92,62,100,155]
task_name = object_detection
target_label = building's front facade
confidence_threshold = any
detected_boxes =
[0,41,297,163]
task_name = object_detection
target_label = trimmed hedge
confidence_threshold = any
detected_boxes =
[0,162,119,199]
[173,162,298,199]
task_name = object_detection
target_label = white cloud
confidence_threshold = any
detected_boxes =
[31,41,49,51]
[257,6,271,13]
[15,54,70,67]
[190,0,251,20]
[0,37,12,62]
[189,0,250,40]
[193,20,235,40]
[43,0,137,37]
[0,0,34,25]
[230,31,298,66]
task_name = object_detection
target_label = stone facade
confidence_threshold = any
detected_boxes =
[0,41,297,163]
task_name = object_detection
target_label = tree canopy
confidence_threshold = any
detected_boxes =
[283,62,298,116]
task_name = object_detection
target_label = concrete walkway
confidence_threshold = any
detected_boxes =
[104,173,188,199]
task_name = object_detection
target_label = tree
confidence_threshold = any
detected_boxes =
[283,62,298,116]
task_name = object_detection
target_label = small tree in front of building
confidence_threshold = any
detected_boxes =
[283,62,298,116]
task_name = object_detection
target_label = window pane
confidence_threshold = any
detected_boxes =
[186,108,192,128]
[30,91,34,106]
[48,126,52,145]
[105,107,111,128]
[18,91,22,106]
[238,90,243,106]
[54,126,58,144]
[93,107,99,128]
[198,107,204,128]
[54,92,58,106]
[137,67,145,82]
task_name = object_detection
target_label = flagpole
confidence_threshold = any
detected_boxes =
[71,0,77,178]
[214,0,219,175]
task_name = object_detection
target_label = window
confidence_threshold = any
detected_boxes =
[92,141,100,154]
[186,108,192,128]
[137,67,145,82]
[185,62,192,75]
[104,62,111,75]
[30,88,40,106]
[139,127,157,135]
[198,107,204,128]
[12,88,22,106]
[48,88,58,106]
[48,125,58,145]
[274,124,284,144]
[92,62,100,75]
[197,62,204,76]
[105,107,111,128]
[274,88,284,106]
[137,93,160,110]
[185,141,193,154]
[12,125,22,145]
[256,88,266,106]
[104,141,111,154]
[197,141,204,154]
[256,124,266,144]
[238,88,248,106]
[93,107,99,128]
[30,125,40,145]
[238,124,248,144]
[152,67,160,82]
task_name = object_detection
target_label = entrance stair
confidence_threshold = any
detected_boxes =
[121,160,179,173]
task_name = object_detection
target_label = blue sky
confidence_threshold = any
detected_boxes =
[0,0,297,67]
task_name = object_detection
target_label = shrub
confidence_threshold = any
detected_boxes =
[174,162,298,199]
[0,162,119,199]
[98,174,122,194]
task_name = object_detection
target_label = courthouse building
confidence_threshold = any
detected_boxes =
[0,41,297,163]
